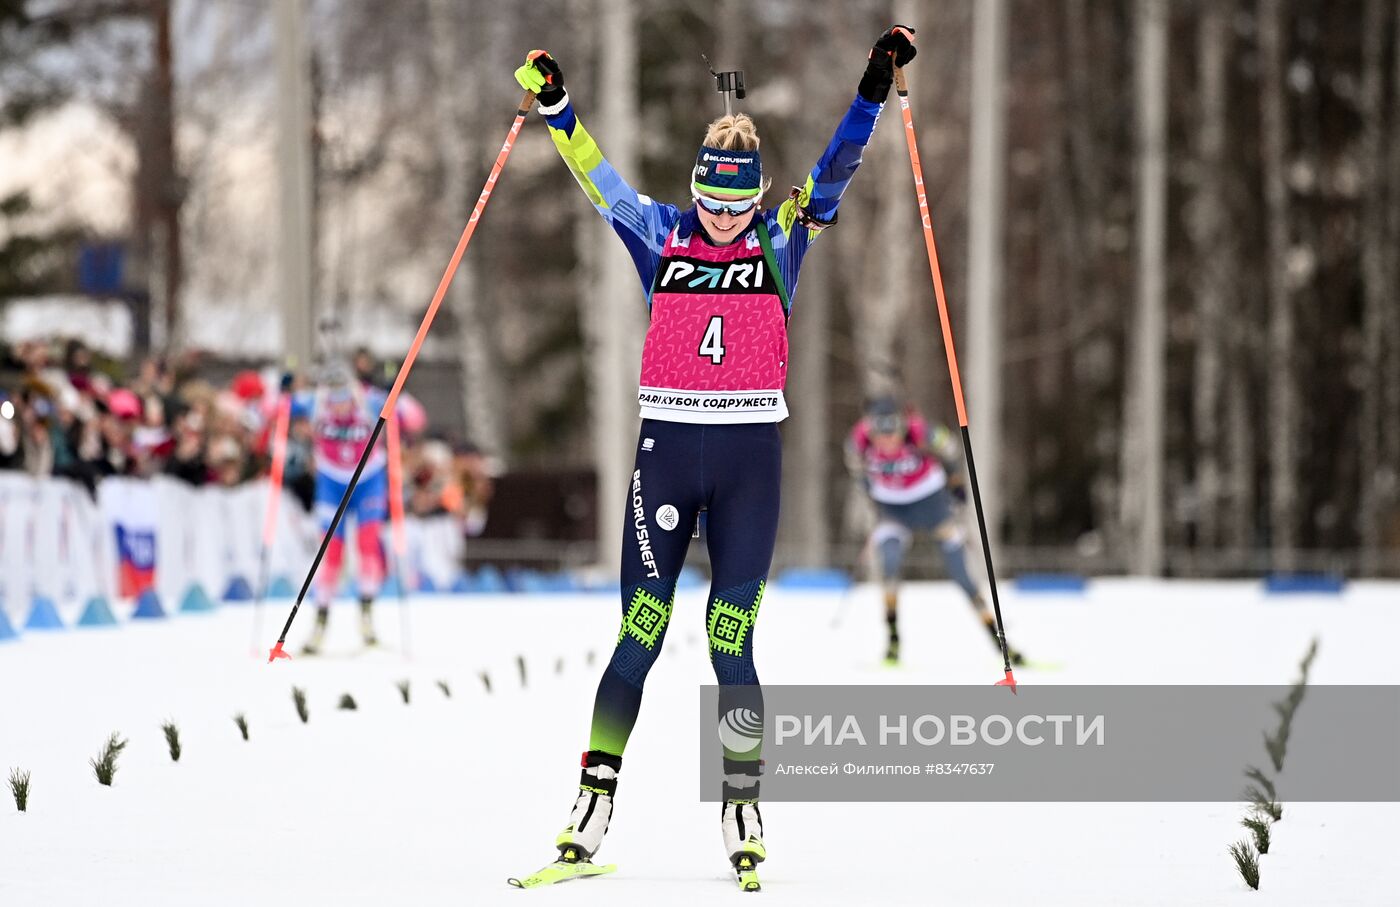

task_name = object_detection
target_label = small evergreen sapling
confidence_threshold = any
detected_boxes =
[234,713,249,741]
[396,680,410,704]
[1241,816,1271,854]
[1243,766,1275,802]
[1262,725,1288,773]
[292,686,309,724]
[436,679,452,699]
[338,693,358,710]
[479,671,492,694]
[161,721,182,762]
[1229,839,1260,890]
[1299,637,1319,676]
[91,732,128,786]
[9,768,30,811]
[1244,786,1283,822]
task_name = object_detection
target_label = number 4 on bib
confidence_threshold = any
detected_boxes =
[699,315,726,364]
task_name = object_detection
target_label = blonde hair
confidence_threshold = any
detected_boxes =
[701,114,772,196]
[703,113,761,150]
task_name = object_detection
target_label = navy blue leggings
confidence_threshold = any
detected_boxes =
[587,419,777,776]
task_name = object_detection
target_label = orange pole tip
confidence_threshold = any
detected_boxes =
[994,670,1018,694]
[268,641,292,664]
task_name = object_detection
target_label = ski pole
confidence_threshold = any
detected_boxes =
[251,389,292,656]
[269,87,538,662]
[386,410,411,658]
[893,64,1018,692]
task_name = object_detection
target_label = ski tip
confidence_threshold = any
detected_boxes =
[995,668,1018,694]
[506,877,524,888]
[268,641,291,664]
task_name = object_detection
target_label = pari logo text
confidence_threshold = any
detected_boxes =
[658,257,767,294]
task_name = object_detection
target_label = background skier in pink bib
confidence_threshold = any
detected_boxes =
[848,395,1027,667]
[511,26,917,890]
[292,367,391,654]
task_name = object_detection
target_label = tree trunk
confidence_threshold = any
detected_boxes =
[1120,0,1167,577]
[130,0,182,354]
[786,248,832,568]
[1385,0,1400,549]
[427,0,508,463]
[274,0,315,368]
[585,0,645,571]
[1224,364,1255,553]
[1192,0,1230,551]
[966,0,1008,555]
[1063,0,1122,559]
[152,0,181,350]
[853,111,914,398]
[1359,0,1390,562]
[778,3,838,570]
[1258,0,1298,567]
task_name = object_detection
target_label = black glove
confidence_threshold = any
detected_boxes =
[858,26,917,103]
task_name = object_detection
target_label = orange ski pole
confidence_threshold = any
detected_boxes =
[386,411,410,657]
[894,65,1017,692]
[269,88,537,662]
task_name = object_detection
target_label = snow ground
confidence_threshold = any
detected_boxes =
[0,580,1394,906]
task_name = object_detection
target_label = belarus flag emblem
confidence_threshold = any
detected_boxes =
[716,162,740,175]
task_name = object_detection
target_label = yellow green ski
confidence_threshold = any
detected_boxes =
[507,847,616,889]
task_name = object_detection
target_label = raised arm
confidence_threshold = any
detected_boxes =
[767,26,919,300]
[516,51,679,298]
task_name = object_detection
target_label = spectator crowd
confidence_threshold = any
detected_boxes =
[0,338,493,532]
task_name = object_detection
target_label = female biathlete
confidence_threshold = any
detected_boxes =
[294,366,392,655]
[508,27,917,891]
[847,396,1026,667]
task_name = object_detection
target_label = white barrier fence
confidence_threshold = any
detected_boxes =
[0,473,466,637]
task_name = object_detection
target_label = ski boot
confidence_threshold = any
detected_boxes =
[301,606,329,655]
[722,800,766,892]
[884,608,901,665]
[555,751,621,862]
[883,591,902,666]
[505,752,623,889]
[884,634,901,666]
[722,759,765,891]
[359,597,378,647]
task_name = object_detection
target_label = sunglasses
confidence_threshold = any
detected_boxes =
[693,192,760,217]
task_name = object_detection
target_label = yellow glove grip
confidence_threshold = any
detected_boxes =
[514,50,554,93]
